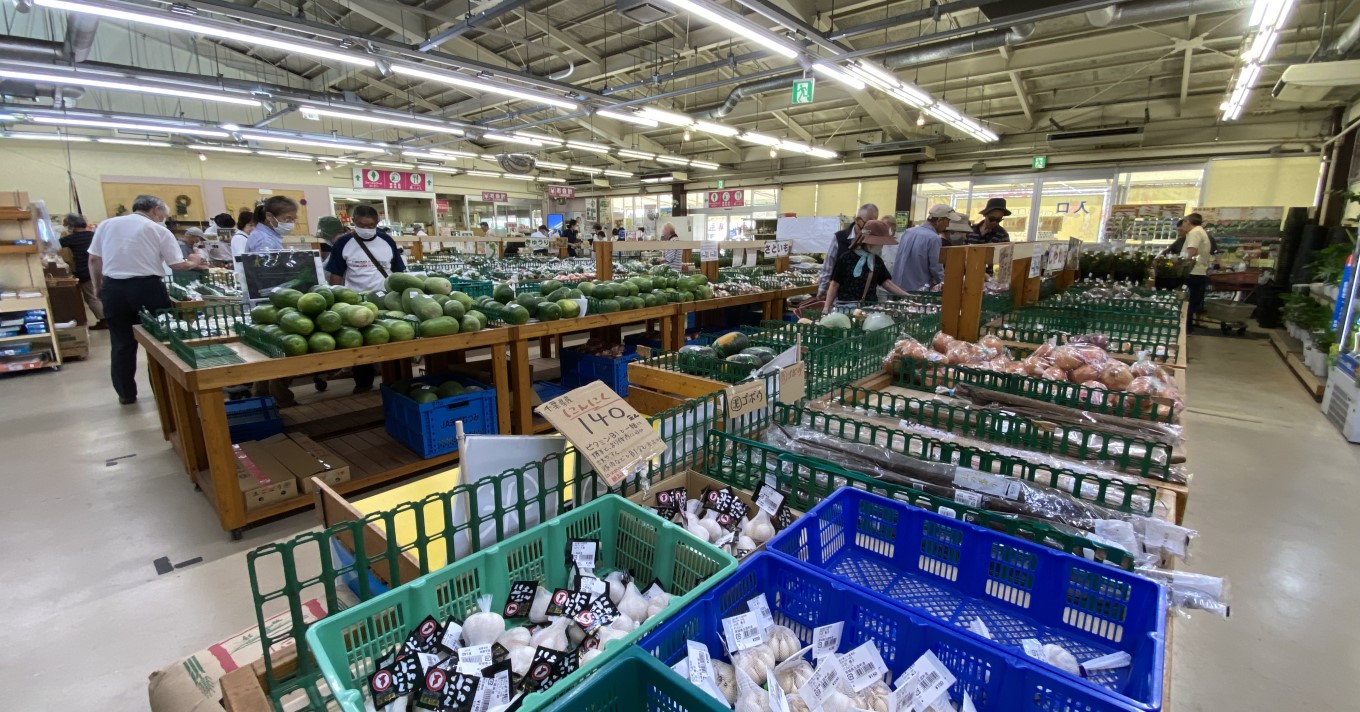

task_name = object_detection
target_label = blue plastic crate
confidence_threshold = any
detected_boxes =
[381,373,498,458]
[560,347,639,397]
[638,551,1142,712]
[540,647,729,712]
[225,396,283,444]
[765,488,1166,711]
[533,380,571,403]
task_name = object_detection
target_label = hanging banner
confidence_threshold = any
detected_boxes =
[707,190,745,209]
[482,191,508,203]
[353,168,432,192]
[547,185,576,199]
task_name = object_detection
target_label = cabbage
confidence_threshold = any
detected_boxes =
[819,312,853,329]
[862,312,895,331]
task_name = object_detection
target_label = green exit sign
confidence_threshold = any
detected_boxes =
[716,180,725,189]
[1032,155,1048,170]
[792,79,815,105]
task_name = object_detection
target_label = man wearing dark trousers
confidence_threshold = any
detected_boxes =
[89,195,204,404]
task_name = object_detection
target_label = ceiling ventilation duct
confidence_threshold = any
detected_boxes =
[861,145,937,163]
[1274,60,1360,103]
[617,0,675,25]
[1047,126,1144,148]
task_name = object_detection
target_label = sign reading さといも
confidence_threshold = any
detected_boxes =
[707,190,745,209]
[354,168,431,192]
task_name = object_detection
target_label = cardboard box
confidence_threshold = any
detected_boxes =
[234,442,299,510]
[258,432,352,494]
[0,190,30,208]
[628,469,800,559]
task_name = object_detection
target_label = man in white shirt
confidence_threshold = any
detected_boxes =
[1181,212,1213,332]
[89,195,205,404]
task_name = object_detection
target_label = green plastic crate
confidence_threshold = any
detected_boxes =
[701,429,1136,569]
[140,302,249,342]
[829,384,1177,481]
[305,495,737,712]
[234,323,286,358]
[539,647,729,712]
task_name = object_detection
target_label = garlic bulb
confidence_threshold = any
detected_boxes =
[744,509,776,544]
[596,625,630,650]
[1043,643,1081,675]
[495,627,531,651]
[530,617,569,651]
[580,648,602,665]
[699,510,725,540]
[645,591,672,619]
[711,660,738,705]
[857,680,891,712]
[735,690,771,712]
[685,499,703,516]
[775,659,814,694]
[735,534,758,554]
[567,620,587,648]
[734,644,776,686]
[608,613,638,632]
[617,582,649,622]
[819,686,855,712]
[766,625,801,662]
[683,512,711,542]
[461,594,506,647]
[509,645,536,676]
[785,692,812,712]
[528,585,552,623]
[605,570,629,605]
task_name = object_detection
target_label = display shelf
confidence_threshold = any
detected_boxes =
[0,207,32,221]
[0,359,57,373]
[0,296,49,311]
[0,243,38,254]
[0,211,61,373]
[1268,329,1326,400]
[0,332,51,345]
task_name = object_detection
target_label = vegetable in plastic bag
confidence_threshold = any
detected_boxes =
[461,594,505,646]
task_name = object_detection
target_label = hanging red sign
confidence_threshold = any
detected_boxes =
[547,185,576,199]
[353,168,431,192]
[482,191,508,202]
[706,189,745,209]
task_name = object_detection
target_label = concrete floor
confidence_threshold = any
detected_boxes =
[1,329,1357,710]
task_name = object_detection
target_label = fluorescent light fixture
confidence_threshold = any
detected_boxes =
[501,173,536,181]
[299,105,465,135]
[33,0,373,67]
[777,140,814,154]
[535,160,569,169]
[617,150,656,160]
[806,147,838,159]
[597,109,659,128]
[928,104,961,122]
[739,132,781,146]
[641,175,674,183]
[689,160,720,170]
[466,170,503,177]
[402,150,461,161]
[422,166,462,175]
[1,132,90,141]
[657,155,691,166]
[320,156,357,162]
[239,131,384,153]
[0,69,261,107]
[1250,0,1297,28]
[513,131,563,145]
[391,64,579,110]
[566,140,611,153]
[892,85,932,108]
[658,0,799,58]
[811,63,865,91]
[370,161,419,169]
[97,138,172,147]
[426,148,478,158]
[602,169,633,177]
[847,60,901,91]
[483,132,543,146]
[692,120,740,137]
[569,166,603,174]
[32,115,228,137]
[478,154,499,161]
[0,113,16,121]
[639,107,694,126]
[256,150,315,161]
[194,144,253,154]
[535,176,567,182]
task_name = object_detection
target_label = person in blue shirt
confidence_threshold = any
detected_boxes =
[326,205,406,392]
[892,205,958,292]
[244,195,299,252]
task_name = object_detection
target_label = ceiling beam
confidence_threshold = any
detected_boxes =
[519,12,604,71]
[1180,16,1198,117]
[771,109,813,141]
[1008,71,1033,128]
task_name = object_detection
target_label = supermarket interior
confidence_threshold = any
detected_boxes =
[2,0,1360,711]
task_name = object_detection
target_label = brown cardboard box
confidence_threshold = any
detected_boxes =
[234,442,299,510]
[258,432,352,493]
[56,325,89,359]
[628,469,800,558]
[0,190,30,208]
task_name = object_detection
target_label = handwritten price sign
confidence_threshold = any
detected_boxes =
[777,361,805,404]
[762,240,792,257]
[528,237,549,251]
[536,382,666,485]
[725,379,768,419]
[700,242,719,263]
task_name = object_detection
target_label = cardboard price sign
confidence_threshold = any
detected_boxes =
[1027,251,1043,278]
[700,242,719,263]
[536,382,666,486]
[1067,237,1082,270]
[777,361,805,404]
[528,237,549,251]
[725,379,768,419]
[994,244,1014,286]
[762,240,792,257]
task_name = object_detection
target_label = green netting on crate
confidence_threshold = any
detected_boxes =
[986,304,1181,361]
[827,384,1178,481]
[139,302,249,342]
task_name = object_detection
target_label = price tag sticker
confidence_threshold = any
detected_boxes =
[754,486,785,516]
[953,490,982,508]
[812,622,843,659]
[721,611,767,652]
[725,379,768,419]
[952,467,1022,501]
[700,242,719,262]
[768,664,792,712]
[456,645,494,675]
[569,539,599,573]
[438,618,464,653]
[891,650,957,712]
[777,361,806,404]
[837,640,889,693]
[799,658,847,708]
[537,382,667,487]
[576,574,607,600]
[1028,254,1042,278]
[686,640,714,687]
[748,594,775,633]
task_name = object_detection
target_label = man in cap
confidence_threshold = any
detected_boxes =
[968,197,1012,244]
[817,203,878,298]
[893,205,960,292]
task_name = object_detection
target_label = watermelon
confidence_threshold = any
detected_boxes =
[361,324,390,345]
[537,302,562,322]
[250,305,279,325]
[556,299,580,318]
[279,312,315,336]
[280,334,308,356]
[331,286,361,305]
[492,283,515,303]
[423,277,453,295]
[503,304,531,325]
[269,288,303,309]
[315,310,343,333]
[308,286,336,307]
[442,300,466,320]
[436,380,465,398]
[420,316,461,336]
[307,332,336,352]
[334,327,364,349]
[386,273,424,292]
[296,292,328,317]
[460,315,483,333]
[539,280,563,296]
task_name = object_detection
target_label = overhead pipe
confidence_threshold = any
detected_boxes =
[418,0,535,52]
[831,0,1000,42]
[64,14,100,63]
[1085,0,1253,28]
[0,37,64,61]
[700,75,800,118]
[1326,13,1360,56]
[882,23,1034,68]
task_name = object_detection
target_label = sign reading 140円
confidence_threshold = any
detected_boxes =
[707,189,745,209]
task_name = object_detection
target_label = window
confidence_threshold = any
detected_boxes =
[1036,177,1112,243]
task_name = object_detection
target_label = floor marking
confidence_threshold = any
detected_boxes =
[105,453,137,467]
[173,557,203,569]
[154,556,204,575]
[1184,407,1266,424]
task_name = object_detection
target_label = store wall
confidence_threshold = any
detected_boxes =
[776,178,897,217]
[1202,156,1321,209]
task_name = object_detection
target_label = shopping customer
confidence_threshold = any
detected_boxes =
[231,209,253,256]
[822,219,910,307]
[1182,212,1212,332]
[660,222,684,271]
[968,198,1012,244]
[59,213,106,330]
[563,219,581,257]
[88,195,204,404]
[893,205,958,292]
[817,203,879,298]
[245,195,299,251]
[326,204,406,393]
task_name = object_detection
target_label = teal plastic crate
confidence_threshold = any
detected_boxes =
[539,647,729,712]
[304,494,738,712]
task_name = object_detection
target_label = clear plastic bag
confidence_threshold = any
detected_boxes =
[1136,566,1231,618]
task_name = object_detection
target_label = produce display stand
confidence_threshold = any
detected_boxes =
[0,235,64,373]
[1268,328,1327,400]
[136,325,513,538]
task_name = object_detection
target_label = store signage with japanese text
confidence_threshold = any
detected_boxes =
[482,191,508,203]
[707,189,745,209]
[547,185,576,199]
[353,168,432,192]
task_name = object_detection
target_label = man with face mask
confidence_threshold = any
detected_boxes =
[88,194,204,404]
[893,205,959,292]
[326,205,407,393]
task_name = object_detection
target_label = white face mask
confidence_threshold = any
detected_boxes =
[355,227,378,239]
[274,221,295,236]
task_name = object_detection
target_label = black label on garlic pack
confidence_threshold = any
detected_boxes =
[518,646,568,694]
[502,580,538,618]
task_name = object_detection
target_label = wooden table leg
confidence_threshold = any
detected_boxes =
[491,344,512,434]
[147,357,173,441]
[167,377,206,478]
[510,338,533,434]
[199,388,247,537]
[539,335,553,359]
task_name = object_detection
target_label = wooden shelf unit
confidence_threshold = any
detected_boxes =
[0,207,60,373]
